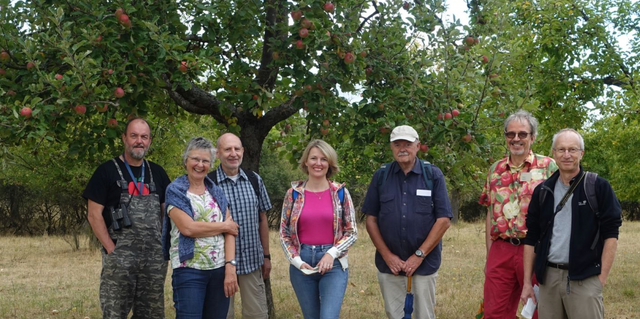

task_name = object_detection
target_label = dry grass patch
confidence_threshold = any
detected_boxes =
[1,221,638,318]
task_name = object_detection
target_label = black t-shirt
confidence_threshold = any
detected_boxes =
[82,157,171,227]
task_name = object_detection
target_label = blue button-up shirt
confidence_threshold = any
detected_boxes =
[362,158,452,276]
[212,168,272,275]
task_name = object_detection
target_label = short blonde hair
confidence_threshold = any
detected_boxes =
[298,139,340,178]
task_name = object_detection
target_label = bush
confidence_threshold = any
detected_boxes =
[459,199,486,222]
[621,201,640,221]
[0,181,87,237]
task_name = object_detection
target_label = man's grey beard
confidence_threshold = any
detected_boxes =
[129,148,147,160]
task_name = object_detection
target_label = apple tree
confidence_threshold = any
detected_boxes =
[0,0,462,172]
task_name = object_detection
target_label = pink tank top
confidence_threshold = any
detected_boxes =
[297,189,334,245]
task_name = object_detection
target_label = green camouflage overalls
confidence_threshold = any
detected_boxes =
[100,159,167,319]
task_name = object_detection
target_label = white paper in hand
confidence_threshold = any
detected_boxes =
[300,267,319,275]
[521,285,539,319]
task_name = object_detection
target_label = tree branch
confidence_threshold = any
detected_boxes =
[162,74,230,125]
[255,0,286,92]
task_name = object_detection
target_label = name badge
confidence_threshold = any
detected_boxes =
[417,189,431,197]
[520,172,532,182]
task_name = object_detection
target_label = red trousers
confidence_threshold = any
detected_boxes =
[483,239,538,319]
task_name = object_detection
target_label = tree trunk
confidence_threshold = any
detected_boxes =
[449,188,460,224]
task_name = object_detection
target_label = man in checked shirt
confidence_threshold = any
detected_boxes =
[479,110,558,319]
[208,133,273,319]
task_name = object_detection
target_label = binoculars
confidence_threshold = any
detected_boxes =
[109,205,132,231]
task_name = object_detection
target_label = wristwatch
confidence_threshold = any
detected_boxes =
[415,249,425,258]
[225,259,237,266]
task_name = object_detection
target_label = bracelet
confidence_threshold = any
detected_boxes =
[263,254,271,260]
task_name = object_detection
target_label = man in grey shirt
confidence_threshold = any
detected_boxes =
[521,128,622,319]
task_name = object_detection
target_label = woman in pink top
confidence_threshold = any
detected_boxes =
[279,139,358,319]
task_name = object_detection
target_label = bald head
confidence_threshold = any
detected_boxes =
[216,133,244,175]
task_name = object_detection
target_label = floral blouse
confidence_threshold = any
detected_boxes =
[168,190,226,270]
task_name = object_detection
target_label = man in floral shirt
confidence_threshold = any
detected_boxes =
[479,110,557,319]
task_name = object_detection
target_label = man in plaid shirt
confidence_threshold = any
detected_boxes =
[210,133,273,319]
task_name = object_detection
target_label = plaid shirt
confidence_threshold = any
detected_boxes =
[213,168,272,275]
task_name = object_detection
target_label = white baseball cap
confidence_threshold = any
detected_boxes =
[390,125,419,142]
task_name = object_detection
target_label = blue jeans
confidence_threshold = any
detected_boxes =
[172,267,229,319]
[289,244,349,319]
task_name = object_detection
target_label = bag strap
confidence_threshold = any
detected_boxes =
[584,171,601,250]
[538,172,585,243]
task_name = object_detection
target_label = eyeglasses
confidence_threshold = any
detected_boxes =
[189,157,211,165]
[504,131,531,139]
[553,148,582,155]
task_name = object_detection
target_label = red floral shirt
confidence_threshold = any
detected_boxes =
[479,151,557,240]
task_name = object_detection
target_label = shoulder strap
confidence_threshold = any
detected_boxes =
[420,160,433,190]
[293,188,343,204]
[242,169,261,199]
[377,160,433,191]
[585,171,601,250]
[584,171,599,216]
[377,162,392,191]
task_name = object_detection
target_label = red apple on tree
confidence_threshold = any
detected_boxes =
[295,40,305,49]
[420,144,429,153]
[179,61,188,73]
[444,112,452,120]
[20,107,32,118]
[323,2,335,12]
[54,73,63,80]
[107,118,118,128]
[323,119,330,127]
[452,109,460,117]
[465,36,475,46]
[0,68,5,76]
[344,52,356,64]
[118,14,131,28]
[299,28,309,38]
[115,8,124,19]
[26,62,35,70]
[301,18,312,29]
[96,104,108,113]
[320,128,329,136]
[290,10,302,21]
[0,50,9,62]
[437,113,444,120]
[379,126,391,134]
[481,55,489,64]
[74,104,87,114]
[114,87,125,98]
[462,133,472,143]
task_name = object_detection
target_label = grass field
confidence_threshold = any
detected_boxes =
[1,221,638,319]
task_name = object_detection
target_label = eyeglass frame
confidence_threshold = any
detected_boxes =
[552,148,583,155]
[504,131,532,139]
[188,156,212,165]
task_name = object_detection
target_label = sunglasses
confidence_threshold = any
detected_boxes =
[504,131,531,139]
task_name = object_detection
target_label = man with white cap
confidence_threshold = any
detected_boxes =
[362,125,453,319]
